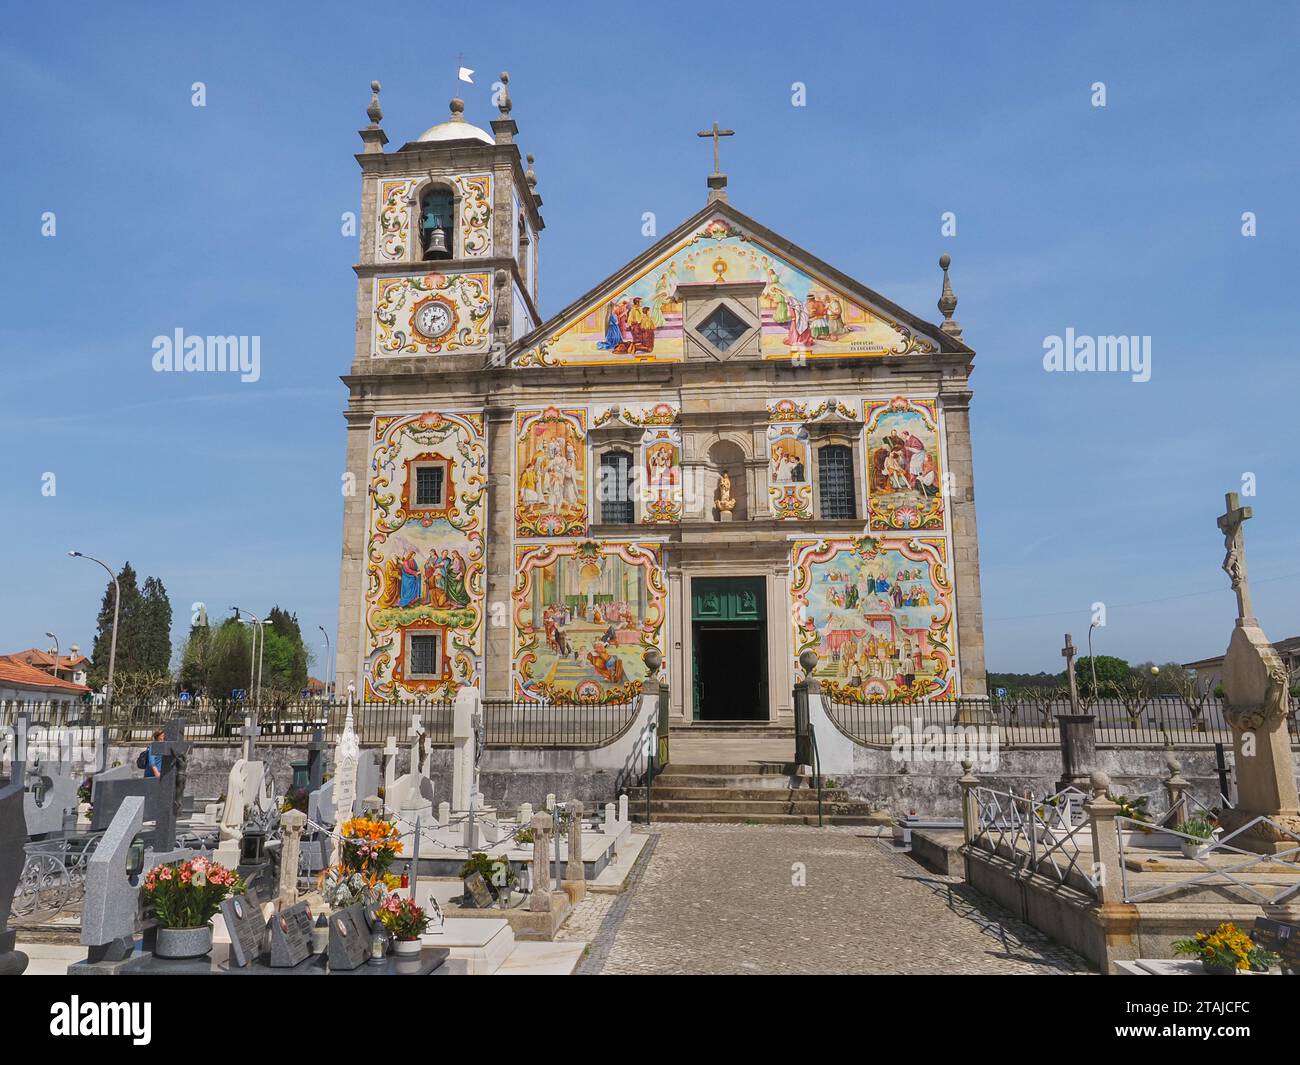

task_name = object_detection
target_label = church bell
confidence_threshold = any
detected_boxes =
[423,223,449,260]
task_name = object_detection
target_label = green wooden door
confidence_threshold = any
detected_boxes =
[691,577,765,718]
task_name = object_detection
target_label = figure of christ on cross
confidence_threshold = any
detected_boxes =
[697,122,735,175]
[1217,491,1254,622]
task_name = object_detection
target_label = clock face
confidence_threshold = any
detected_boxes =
[413,299,453,340]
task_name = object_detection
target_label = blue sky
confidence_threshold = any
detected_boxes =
[1,1,1297,678]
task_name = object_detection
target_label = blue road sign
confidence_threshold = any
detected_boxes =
[995,687,1007,698]
[232,689,247,702]
[179,691,192,704]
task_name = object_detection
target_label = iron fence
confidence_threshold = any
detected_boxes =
[0,695,638,750]
[823,693,1300,750]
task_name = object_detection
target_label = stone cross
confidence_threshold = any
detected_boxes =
[565,799,584,884]
[240,712,261,762]
[150,722,191,852]
[407,712,425,778]
[6,711,28,785]
[278,810,306,909]
[1217,491,1255,622]
[329,708,360,864]
[1061,634,1082,713]
[381,735,399,813]
[697,121,735,175]
[529,812,553,912]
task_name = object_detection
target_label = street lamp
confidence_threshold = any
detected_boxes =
[318,624,332,700]
[69,551,118,702]
[231,607,265,708]
[1086,621,1101,703]
[44,631,59,681]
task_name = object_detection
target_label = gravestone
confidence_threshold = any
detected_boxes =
[1055,634,1096,793]
[90,771,164,832]
[267,900,314,967]
[529,812,554,913]
[150,721,191,851]
[306,729,328,791]
[327,902,370,971]
[563,799,586,902]
[221,887,267,967]
[463,871,493,909]
[81,795,146,963]
[1212,493,1300,855]
[0,782,30,973]
[330,708,360,865]
[382,736,399,813]
[23,760,80,837]
[278,810,307,908]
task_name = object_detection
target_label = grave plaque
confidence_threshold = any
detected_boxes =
[267,900,314,968]
[220,889,267,968]
[327,903,370,972]
[463,871,493,909]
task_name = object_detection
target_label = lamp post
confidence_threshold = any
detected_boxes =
[1086,621,1101,704]
[69,551,118,702]
[44,631,59,680]
[318,624,332,700]
[232,607,262,708]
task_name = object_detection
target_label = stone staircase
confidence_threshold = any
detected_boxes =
[625,762,888,826]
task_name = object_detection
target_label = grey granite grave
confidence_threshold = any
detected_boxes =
[0,782,30,974]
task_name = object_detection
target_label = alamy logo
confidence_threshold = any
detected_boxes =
[151,328,261,382]
[1042,328,1150,382]
[49,997,152,1044]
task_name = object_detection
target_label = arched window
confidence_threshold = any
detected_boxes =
[419,187,454,260]
[818,444,856,519]
[599,450,635,523]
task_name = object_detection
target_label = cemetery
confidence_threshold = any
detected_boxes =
[1,496,1297,982]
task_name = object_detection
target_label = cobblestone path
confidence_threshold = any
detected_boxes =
[561,824,1093,975]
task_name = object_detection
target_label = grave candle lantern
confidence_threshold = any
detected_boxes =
[240,828,267,865]
[126,834,146,879]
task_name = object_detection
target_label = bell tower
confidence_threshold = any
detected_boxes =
[351,76,543,371]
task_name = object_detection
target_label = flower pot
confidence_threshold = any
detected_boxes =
[392,938,422,957]
[1201,958,1238,975]
[1180,839,1210,860]
[155,924,213,959]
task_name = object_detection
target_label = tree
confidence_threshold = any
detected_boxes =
[88,562,143,689]
[263,606,309,696]
[1073,655,1132,700]
[140,576,174,674]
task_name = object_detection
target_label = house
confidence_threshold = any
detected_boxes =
[0,654,92,707]
[10,646,90,687]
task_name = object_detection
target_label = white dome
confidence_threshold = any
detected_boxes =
[417,119,493,145]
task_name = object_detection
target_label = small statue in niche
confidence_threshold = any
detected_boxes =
[716,470,737,517]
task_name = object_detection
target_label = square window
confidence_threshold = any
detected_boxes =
[415,464,445,507]
[698,304,748,352]
[408,633,441,678]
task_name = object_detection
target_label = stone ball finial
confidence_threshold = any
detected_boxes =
[1089,770,1111,797]
[498,71,512,115]
[1165,753,1182,776]
[960,758,972,772]
[643,648,662,673]
[939,253,951,270]
[798,649,819,677]
[525,153,537,187]
[366,80,383,127]
[449,97,465,121]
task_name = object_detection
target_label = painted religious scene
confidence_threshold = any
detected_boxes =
[365,411,487,699]
[513,541,667,702]
[767,423,812,519]
[515,407,588,537]
[791,536,956,700]
[516,217,935,366]
[864,397,945,531]
[641,427,683,522]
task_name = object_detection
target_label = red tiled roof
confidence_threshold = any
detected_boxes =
[12,648,89,671]
[0,655,91,694]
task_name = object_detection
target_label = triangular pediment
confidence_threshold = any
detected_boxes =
[511,201,968,367]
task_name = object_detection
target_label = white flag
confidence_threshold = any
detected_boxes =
[458,66,474,84]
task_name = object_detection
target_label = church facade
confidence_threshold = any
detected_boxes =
[334,81,987,727]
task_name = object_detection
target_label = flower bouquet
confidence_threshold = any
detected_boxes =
[1173,922,1279,974]
[143,856,244,958]
[377,893,430,955]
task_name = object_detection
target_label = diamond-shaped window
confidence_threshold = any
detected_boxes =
[698,304,748,352]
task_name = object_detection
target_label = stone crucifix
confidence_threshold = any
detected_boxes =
[1217,491,1254,622]
[1061,634,1082,714]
